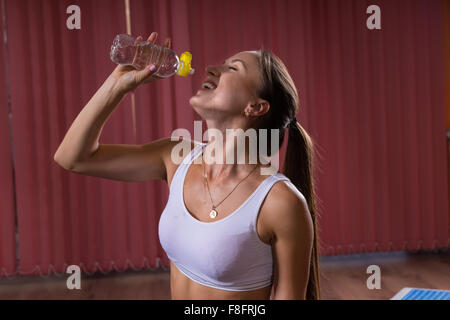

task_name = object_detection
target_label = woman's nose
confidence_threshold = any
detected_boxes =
[205,64,220,76]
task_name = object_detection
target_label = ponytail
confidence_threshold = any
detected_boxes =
[254,48,320,299]
[283,121,321,300]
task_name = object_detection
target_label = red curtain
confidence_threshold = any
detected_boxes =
[3,0,157,276]
[0,0,17,277]
[444,0,450,230]
[130,0,449,256]
[0,0,448,278]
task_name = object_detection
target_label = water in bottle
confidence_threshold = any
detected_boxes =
[110,34,195,78]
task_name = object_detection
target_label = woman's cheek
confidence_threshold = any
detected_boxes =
[220,91,246,109]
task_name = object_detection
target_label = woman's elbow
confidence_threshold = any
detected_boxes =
[53,152,76,171]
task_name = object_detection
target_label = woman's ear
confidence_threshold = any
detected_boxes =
[253,100,270,116]
[244,100,270,117]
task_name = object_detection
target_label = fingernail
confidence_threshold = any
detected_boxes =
[148,65,156,71]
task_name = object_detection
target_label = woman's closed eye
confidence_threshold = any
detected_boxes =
[228,66,238,71]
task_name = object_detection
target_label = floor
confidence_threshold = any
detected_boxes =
[0,250,448,300]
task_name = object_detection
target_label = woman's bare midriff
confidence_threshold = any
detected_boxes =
[169,261,272,300]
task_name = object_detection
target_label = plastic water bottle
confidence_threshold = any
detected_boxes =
[110,34,195,78]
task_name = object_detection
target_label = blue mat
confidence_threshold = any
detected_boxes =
[391,287,450,300]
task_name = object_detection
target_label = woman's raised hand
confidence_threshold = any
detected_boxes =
[111,32,172,93]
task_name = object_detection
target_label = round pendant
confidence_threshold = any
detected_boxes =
[209,209,218,219]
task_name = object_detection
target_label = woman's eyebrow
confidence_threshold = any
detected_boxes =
[222,59,248,71]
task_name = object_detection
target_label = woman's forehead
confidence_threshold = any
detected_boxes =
[225,51,260,66]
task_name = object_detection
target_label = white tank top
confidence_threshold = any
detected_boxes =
[158,142,291,291]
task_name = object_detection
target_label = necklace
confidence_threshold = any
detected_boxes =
[201,151,259,219]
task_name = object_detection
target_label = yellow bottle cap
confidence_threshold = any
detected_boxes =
[177,51,194,77]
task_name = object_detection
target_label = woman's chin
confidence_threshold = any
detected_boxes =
[189,94,205,108]
[188,95,197,107]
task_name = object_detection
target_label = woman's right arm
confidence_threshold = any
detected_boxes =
[53,32,177,182]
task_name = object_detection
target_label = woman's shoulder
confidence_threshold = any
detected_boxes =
[161,136,202,160]
[259,174,310,235]
[162,136,203,184]
[266,175,307,209]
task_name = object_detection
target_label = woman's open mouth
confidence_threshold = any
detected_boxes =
[200,81,217,90]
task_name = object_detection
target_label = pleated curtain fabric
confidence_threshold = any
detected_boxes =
[443,0,450,230]
[0,0,448,277]
[0,0,17,278]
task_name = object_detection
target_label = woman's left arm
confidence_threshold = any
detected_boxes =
[265,183,314,300]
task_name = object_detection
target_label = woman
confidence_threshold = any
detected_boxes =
[54,32,320,300]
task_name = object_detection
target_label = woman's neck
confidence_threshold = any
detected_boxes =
[201,135,270,180]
